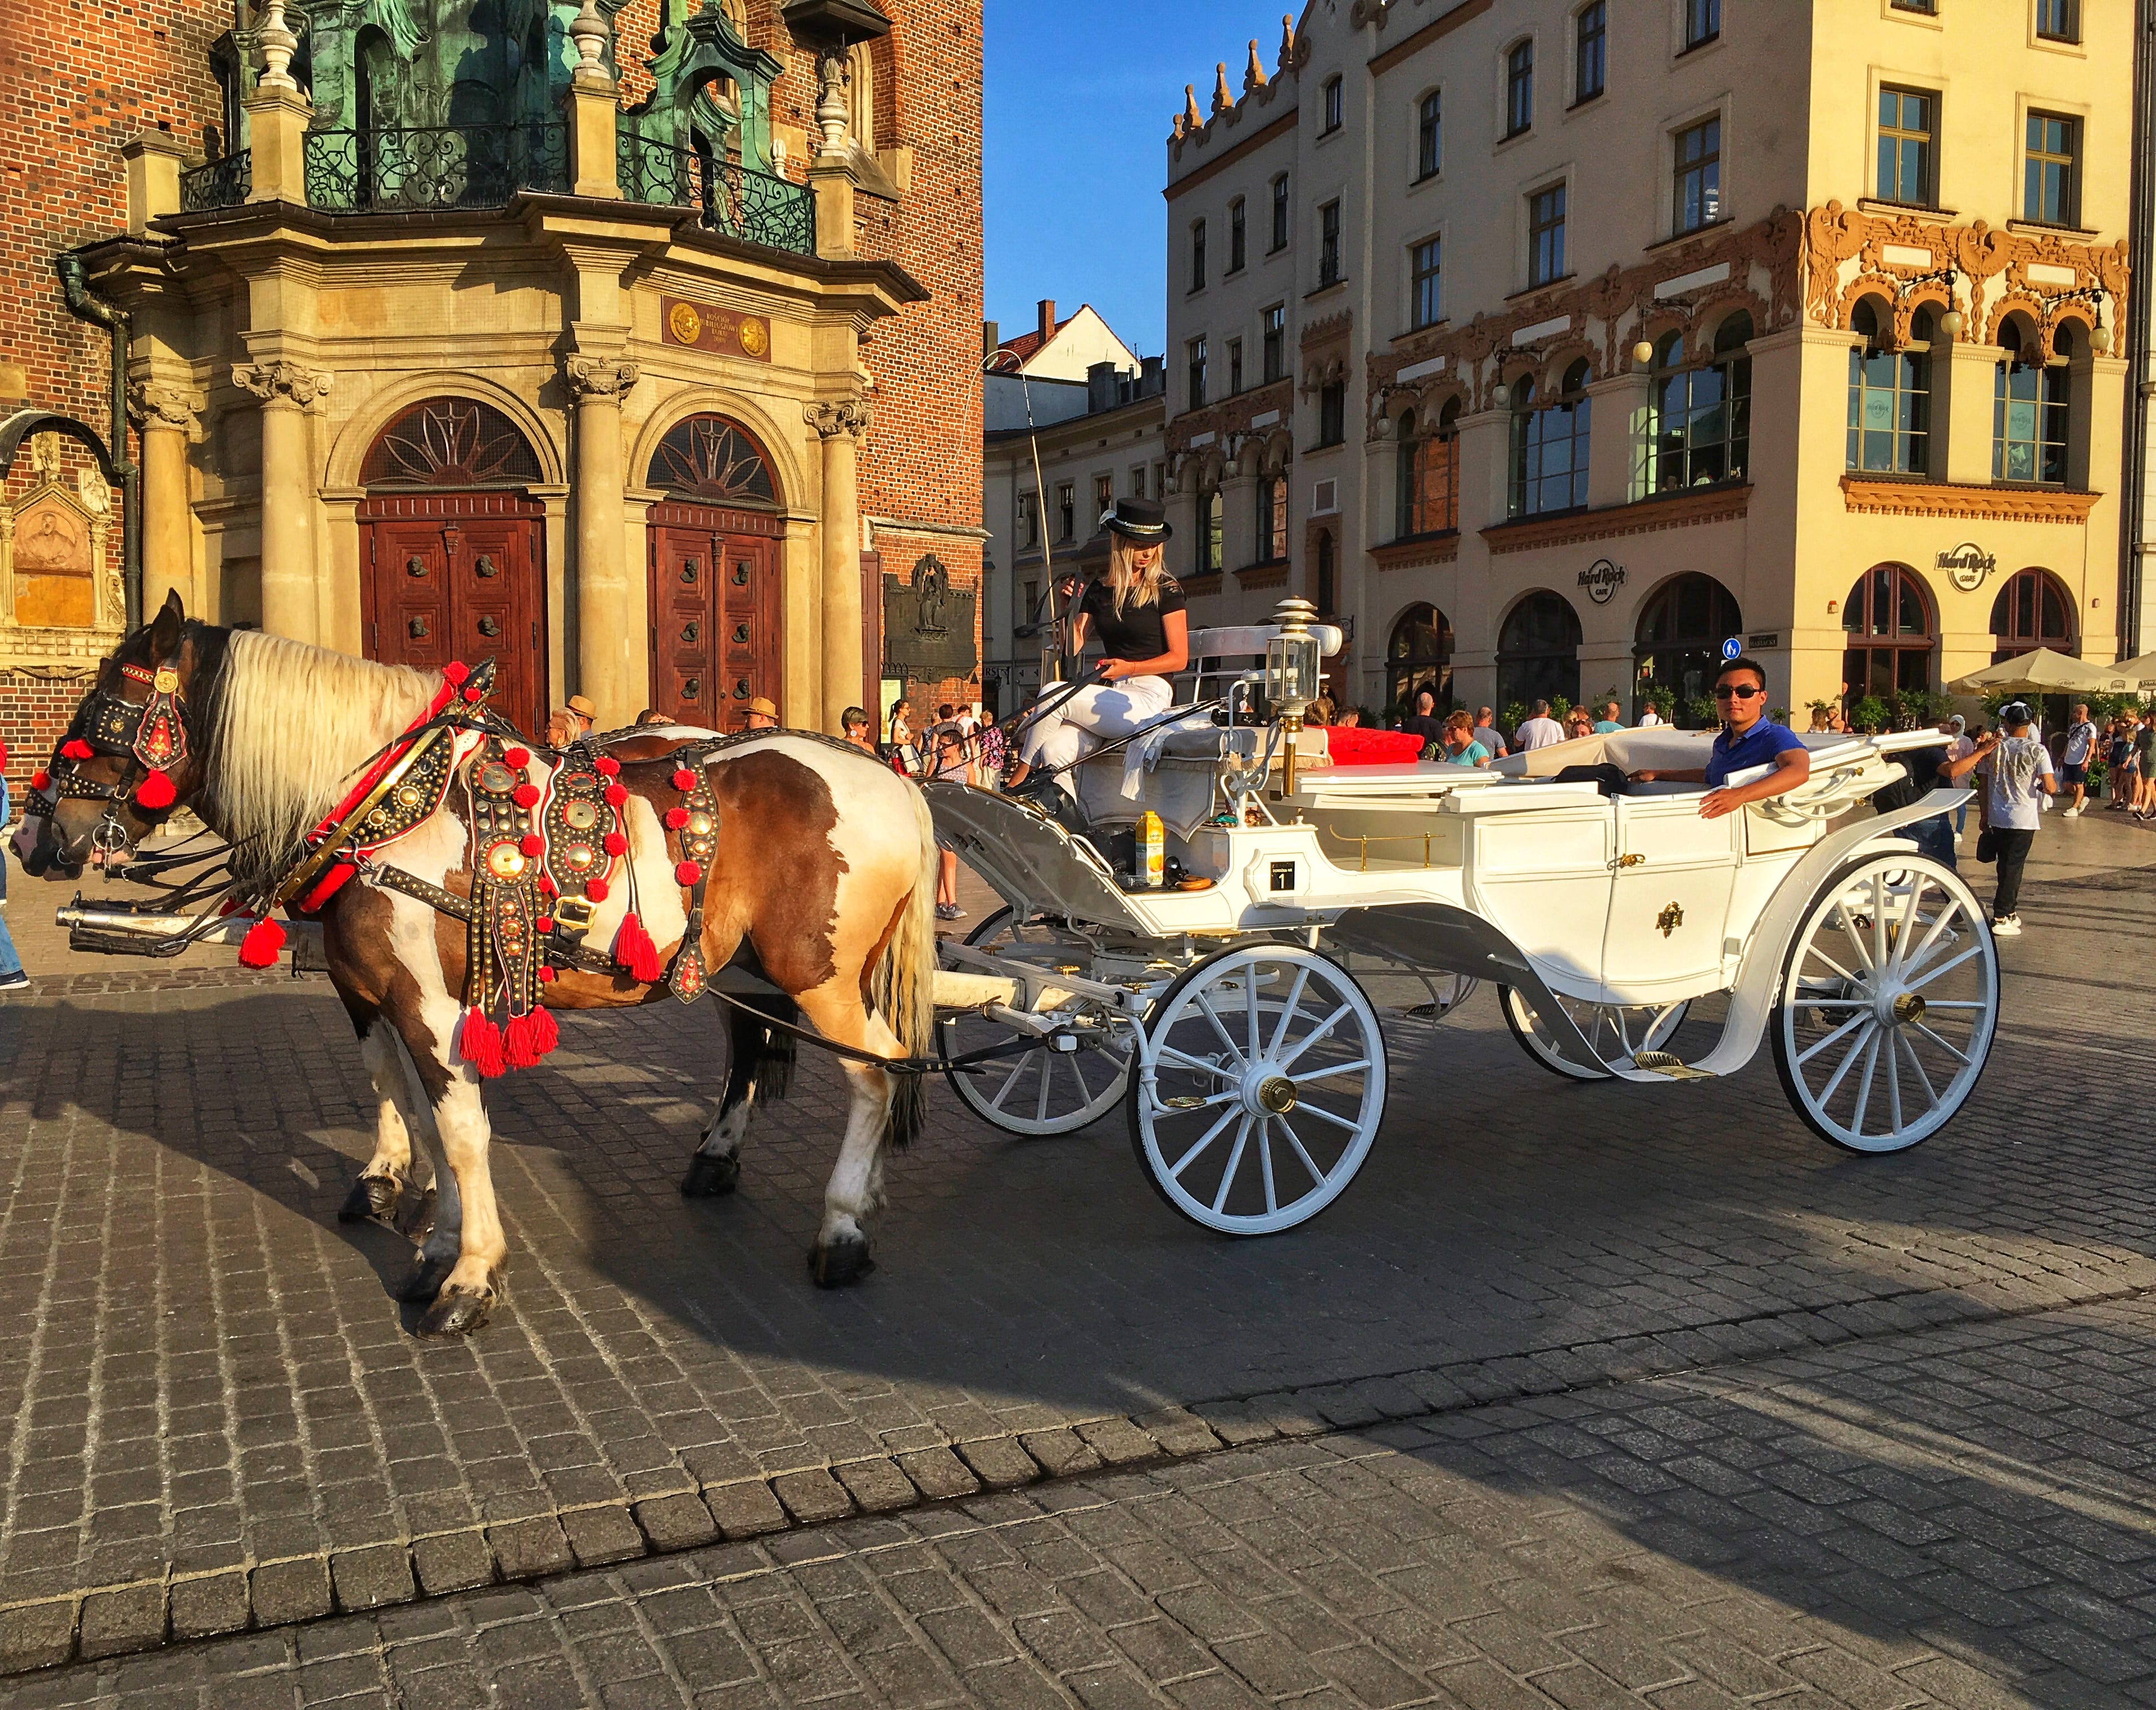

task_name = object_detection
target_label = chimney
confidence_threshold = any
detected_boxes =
[982,319,999,361]
[1087,360,1118,414]
[1140,354,1164,396]
[1036,298,1055,342]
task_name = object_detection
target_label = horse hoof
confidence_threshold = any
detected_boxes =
[396,1254,455,1304]
[394,1185,437,1241]
[339,1174,402,1224]
[417,1286,493,1338]
[681,1152,741,1198]
[809,1234,874,1289]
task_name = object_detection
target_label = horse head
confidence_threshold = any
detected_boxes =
[13,590,222,878]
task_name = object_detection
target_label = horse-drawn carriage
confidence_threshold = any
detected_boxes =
[927,599,1998,1235]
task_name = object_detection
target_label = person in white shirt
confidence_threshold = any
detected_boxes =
[1943,702,2056,936]
[1636,702,1664,727]
[1514,699,1566,750]
[2059,702,2097,817]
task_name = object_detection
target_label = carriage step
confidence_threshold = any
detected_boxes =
[1631,1050,1716,1081]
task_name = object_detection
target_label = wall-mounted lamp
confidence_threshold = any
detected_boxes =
[1937,308,1965,339]
[1631,339,1655,367]
[1826,598,1839,615]
[1489,381,1511,407]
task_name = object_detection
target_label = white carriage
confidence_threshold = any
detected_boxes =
[927,600,1997,1236]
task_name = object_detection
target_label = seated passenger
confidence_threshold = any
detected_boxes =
[1630,655,1809,820]
[1439,709,1492,767]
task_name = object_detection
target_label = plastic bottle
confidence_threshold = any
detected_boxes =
[1138,810,1165,888]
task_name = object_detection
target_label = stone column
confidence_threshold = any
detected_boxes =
[564,0,621,200]
[232,361,329,643]
[807,398,871,733]
[128,381,203,619]
[119,133,187,234]
[565,353,639,727]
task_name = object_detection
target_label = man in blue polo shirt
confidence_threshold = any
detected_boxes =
[1630,656,1809,819]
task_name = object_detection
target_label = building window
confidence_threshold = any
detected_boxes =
[1056,482,1075,542]
[1846,301,1931,474]
[1510,359,1593,516]
[1190,219,1207,292]
[1262,304,1286,382]
[2036,0,2079,43]
[1396,399,1461,538]
[1388,603,1455,714]
[1649,313,1752,493]
[1199,490,1224,575]
[1505,40,1534,136]
[1317,381,1346,447]
[1322,75,1343,133]
[1528,183,1567,286]
[1416,90,1441,179]
[1673,116,1721,232]
[1228,198,1246,273]
[1683,0,1719,49]
[1318,200,1342,287]
[1315,532,1336,617]
[1271,174,1290,250]
[1257,474,1289,563]
[1994,337,2070,484]
[1497,591,1583,712]
[1635,575,1743,725]
[2024,111,2080,226]
[1990,568,2075,663]
[1890,0,1936,11]
[1876,88,1935,207]
[1410,238,1442,329]
[1093,473,1113,519]
[1228,338,1245,395]
[1187,338,1208,408]
[1843,564,1936,697]
[1130,465,1147,496]
[1152,461,1165,499]
[1575,3,1606,101]
[1017,491,1038,548]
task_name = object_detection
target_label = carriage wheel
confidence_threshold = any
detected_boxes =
[1498,987,1691,1080]
[1772,852,1997,1154]
[940,908,1137,1137]
[1130,944,1386,1235]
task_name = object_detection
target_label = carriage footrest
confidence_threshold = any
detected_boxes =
[1631,1050,1716,1081]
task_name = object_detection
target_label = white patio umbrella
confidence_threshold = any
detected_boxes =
[2088,651,2156,696]
[1946,647,2115,696]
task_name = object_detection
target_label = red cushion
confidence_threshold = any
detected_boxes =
[1320,727,1424,766]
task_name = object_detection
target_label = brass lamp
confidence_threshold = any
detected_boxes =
[1265,597,1322,798]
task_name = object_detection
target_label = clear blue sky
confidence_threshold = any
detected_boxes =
[984,1,1285,361]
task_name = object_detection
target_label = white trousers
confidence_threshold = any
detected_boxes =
[1021,675,1174,795]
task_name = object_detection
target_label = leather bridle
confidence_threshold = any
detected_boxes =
[32,660,193,859]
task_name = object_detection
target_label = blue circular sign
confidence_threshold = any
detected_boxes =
[1720,636,1742,661]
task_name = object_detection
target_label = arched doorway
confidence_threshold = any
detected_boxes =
[1842,563,1935,701]
[1386,603,1453,712]
[1497,590,1582,712]
[1990,567,2075,664]
[358,397,548,735]
[645,414,784,729]
[1634,573,1742,725]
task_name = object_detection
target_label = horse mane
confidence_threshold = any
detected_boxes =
[198,630,439,899]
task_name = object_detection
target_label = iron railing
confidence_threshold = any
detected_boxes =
[179,150,252,211]
[617,132,815,256]
[303,123,569,213]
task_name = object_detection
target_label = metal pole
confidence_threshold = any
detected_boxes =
[54,254,141,632]
[2122,0,2156,659]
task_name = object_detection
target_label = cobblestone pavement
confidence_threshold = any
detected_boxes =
[0,815,2152,1697]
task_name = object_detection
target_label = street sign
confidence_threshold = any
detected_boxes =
[1720,636,1742,661]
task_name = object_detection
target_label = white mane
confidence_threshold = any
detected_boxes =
[202,631,439,897]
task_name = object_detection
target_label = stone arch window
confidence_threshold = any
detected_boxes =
[1388,602,1453,712]
[1634,573,1743,725]
[1197,487,1224,575]
[1255,472,1289,564]
[1990,568,2076,664]
[1994,314,2070,485]
[1314,530,1336,617]
[1510,360,1590,517]
[647,414,780,506]
[1847,298,1932,475]
[1497,590,1582,711]
[1397,397,1461,538]
[360,397,543,487]
[1842,563,1935,698]
[1648,311,1751,493]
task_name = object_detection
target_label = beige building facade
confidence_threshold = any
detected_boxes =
[1165,0,2133,723]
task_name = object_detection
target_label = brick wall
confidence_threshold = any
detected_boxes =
[0,673,92,798]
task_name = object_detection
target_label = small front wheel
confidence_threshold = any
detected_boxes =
[1499,987,1691,1080]
[1130,944,1386,1235]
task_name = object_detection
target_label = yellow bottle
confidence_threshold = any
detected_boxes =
[1138,810,1165,888]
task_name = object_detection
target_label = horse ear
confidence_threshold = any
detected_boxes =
[146,589,185,659]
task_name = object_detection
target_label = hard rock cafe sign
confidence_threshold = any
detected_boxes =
[1578,558,1626,604]
[1934,542,1997,593]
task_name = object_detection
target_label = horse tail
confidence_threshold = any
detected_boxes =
[872,783,939,1149]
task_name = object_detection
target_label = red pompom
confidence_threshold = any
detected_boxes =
[603,831,627,857]
[536,965,557,983]
[613,912,665,983]
[672,768,698,792]
[538,876,558,897]
[503,1005,559,1069]
[604,782,628,808]
[505,746,531,767]
[462,685,484,703]
[61,739,94,761]
[460,1007,506,1078]
[513,783,541,808]
[442,661,470,686]
[584,878,609,902]
[237,916,286,969]
[675,860,703,888]
[133,769,178,810]
[31,770,50,792]
[594,756,620,777]
[664,807,689,831]
[520,834,545,858]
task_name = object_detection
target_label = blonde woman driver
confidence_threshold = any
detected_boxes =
[1006,498,1188,798]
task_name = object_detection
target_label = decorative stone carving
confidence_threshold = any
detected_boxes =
[563,356,640,400]
[232,362,330,407]
[128,381,205,439]
[1838,474,2101,524]
[814,48,852,156]
[1,434,115,632]
[567,0,610,79]
[255,0,299,89]
[805,398,872,442]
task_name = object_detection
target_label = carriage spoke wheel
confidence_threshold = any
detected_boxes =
[1500,988,1691,1080]
[940,907,1137,1137]
[1130,945,1386,1235]
[1773,852,1997,1154]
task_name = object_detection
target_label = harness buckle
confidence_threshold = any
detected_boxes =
[552,895,595,941]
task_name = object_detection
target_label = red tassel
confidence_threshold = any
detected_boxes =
[442,661,470,686]
[604,782,628,807]
[237,917,286,968]
[61,739,94,761]
[462,685,484,704]
[603,831,627,856]
[513,783,541,808]
[594,756,621,777]
[675,860,703,888]
[460,1007,507,1078]
[584,878,608,902]
[664,807,688,830]
[505,746,531,767]
[537,965,557,983]
[614,912,665,983]
[134,769,178,810]
[31,770,50,792]
[503,1005,559,1069]
[520,834,545,858]
[538,876,558,897]
[672,768,697,791]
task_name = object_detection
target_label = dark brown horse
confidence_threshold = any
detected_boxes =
[14,595,938,1333]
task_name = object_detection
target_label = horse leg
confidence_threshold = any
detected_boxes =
[410,1066,508,1337]
[391,1044,461,1303]
[790,984,901,1287]
[336,999,418,1225]
[682,1000,797,1198]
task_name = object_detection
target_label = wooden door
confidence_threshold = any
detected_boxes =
[360,493,547,736]
[647,503,782,728]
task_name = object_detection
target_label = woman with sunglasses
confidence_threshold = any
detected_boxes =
[1630,656,1809,821]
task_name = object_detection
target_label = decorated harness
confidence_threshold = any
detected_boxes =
[28,662,193,861]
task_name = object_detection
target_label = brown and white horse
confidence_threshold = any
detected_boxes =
[14,594,938,1333]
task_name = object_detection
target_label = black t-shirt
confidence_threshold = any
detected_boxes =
[1079,576,1187,662]
[1397,714,1448,756]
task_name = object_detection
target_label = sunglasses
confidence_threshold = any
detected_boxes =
[1713,684,1766,701]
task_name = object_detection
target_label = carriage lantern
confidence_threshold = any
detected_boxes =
[1265,597,1322,797]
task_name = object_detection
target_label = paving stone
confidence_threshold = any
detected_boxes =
[0,1600,78,1673]
[897,1447,983,1501]
[169,1572,250,1640]
[1134,1409,1224,1458]
[411,1530,496,1596]
[633,1493,721,1552]
[703,1480,789,1540]
[832,1458,921,1514]
[488,1517,574,1581]
[768,1468,856,1526]
[250,1557,332,1627]
[1020,1428,1105,1479]
[74,1584,164,1662]
[956,1436,1041,1490]
[1075,1417,1165,1466]
[562,1505,648,1569]
[329,1543,417,1611]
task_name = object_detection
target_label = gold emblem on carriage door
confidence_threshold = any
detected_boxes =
[1657,902,1685,938]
